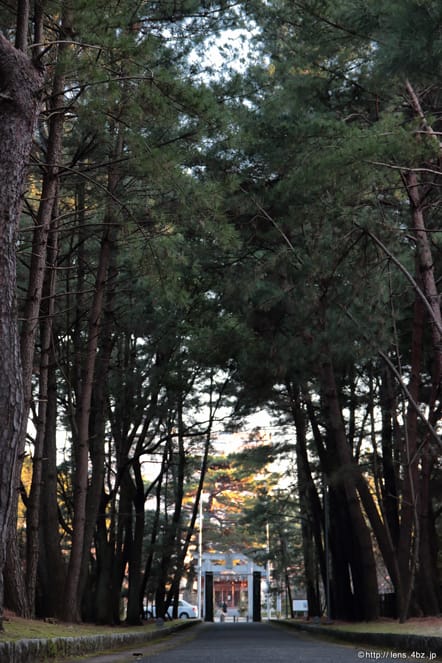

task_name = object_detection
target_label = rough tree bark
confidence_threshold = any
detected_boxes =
[17,15,70,618]
[0,31,42,630]
[5,8,71,618]
[397,80,442,619]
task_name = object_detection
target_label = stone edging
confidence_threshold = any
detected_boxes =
[0,618,200,663]
[272,619,442,658]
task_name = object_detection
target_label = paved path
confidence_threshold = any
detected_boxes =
[90,622,422,663]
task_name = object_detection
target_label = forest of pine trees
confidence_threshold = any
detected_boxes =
[0,0,441,628]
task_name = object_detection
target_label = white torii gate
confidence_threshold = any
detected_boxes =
[194,551,266,622]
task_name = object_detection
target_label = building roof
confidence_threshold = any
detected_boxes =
[194,550,266,575]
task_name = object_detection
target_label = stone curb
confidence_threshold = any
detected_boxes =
[0,618,200,663]
[272,619,442,658]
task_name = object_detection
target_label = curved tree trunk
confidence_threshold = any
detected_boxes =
[319,353,379,620]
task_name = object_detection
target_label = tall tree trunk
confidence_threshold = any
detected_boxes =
[113,473,134,623]
[156,426,186,619]
[399,86,441,617]
[25,191,60,616]
[126,460,145,625]
[415,451,439,615]
[6,23,68,617]
[403,169,442,385]
[328,485,355,619]
[78,252,117,617]
[0,32,42,630]
[140,450,167,608]
[379,367,400,546]
[63,134,122,621]
[288,385,324,617]
[319,353,379,620]
[19,41,66,444]
[39,339,66,618]
[165,416,214,614]
[63,224,115,621]
[93,491,115,624]
[396,282,423,621]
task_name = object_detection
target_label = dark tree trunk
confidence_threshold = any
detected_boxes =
[379,367,400,546]
[63,140,122,621]
[328,485,355,620]
[156,428,186,620]
[166,418,213,613]
[140,451,166,608]
[38,341,66,618]
[0,32,42,630]
[93,493,115,624]
[114,474,134,623]
[35,202,65,620]
[319,353,379,620]
[126,470,145,625]
[25,191,60,616]
[5,21,68,619]
[415,452,439,615]
[397,285,423,622]
[64,234,111,621]
[19,42,66,439]
[288,385,324,617]
[303,387,360,619]
[78,252,117,618]
[399,82,442,617]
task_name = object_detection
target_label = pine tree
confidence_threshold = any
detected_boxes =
[0,12,43,629]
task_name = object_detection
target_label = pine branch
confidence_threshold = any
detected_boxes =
[365,161,442,177]
[342,305,441,450]
[405,79,442,151]
[357,225,442,339]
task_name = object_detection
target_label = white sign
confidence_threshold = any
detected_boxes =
[293,599,308,612]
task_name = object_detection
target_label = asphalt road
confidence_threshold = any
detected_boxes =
[125,622,422,663]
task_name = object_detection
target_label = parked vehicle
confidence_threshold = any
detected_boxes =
[173,599,198,619]
[143,599,198,620]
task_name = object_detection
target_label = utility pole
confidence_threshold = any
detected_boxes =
[197,497,203,619]
[266,522,271,620]
[323,476,331,621]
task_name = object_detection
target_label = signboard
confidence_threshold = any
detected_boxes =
[293,599,308,612]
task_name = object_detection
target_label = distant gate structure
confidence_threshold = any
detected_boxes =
[195,551,265,622]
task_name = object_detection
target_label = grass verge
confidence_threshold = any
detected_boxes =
[0,612,160,642]
[296,618,442,637]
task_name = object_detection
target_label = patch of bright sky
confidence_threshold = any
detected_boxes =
[188,26,260,80]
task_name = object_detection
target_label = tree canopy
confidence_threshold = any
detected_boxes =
[0,0,441,628]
